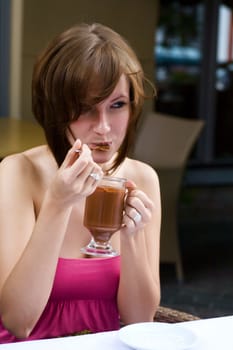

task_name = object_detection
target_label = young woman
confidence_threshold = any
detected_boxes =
[0,23,161,342]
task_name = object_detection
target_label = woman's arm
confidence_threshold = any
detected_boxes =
[0,142,102,338]
[117,162,161,324]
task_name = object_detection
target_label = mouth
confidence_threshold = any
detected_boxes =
[89,142,111,152]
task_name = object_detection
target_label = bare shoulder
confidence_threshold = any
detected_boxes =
[120,158,159,195]
[0,146,52,192]
[0,146,45,177]
[0,153,34,183]
[123,158,159,188]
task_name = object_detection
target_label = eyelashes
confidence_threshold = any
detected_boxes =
[111,101,127,109]
[78,99,129,118]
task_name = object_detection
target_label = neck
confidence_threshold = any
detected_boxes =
[101,152,118,174]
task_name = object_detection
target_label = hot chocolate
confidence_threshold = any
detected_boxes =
[84,185,125,243]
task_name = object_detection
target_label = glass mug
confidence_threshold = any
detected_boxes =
[81,176,127,257]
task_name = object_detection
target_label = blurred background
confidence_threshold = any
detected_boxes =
[0,0,233,319]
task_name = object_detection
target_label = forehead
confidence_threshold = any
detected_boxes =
[106,74,129,99]
[94,75,129,110]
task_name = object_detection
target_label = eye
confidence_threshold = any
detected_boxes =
[111,100,127,109]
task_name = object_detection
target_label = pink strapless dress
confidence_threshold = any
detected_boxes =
[0,256,120,343]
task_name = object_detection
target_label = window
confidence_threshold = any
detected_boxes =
[155,0,233,171]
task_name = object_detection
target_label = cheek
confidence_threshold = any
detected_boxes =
[114,117,129,137]
[69,119,86,135]
[66,120,82,144]
[70,119,81,130]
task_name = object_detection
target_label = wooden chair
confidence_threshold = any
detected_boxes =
[132,112,204,282]
[154,305,200,323]
[120,306,200,328]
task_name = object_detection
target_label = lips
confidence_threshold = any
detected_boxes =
[89,142,111,151]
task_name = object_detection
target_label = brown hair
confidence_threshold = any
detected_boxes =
[32,23,155,171]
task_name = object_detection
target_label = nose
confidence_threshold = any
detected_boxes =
[93,112,111,134]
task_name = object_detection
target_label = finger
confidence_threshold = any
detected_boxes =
[69,157,103,187]
[125,180,136,194]
[122,214,135,230]
[64,144,94,181]
[71,166,104,198]
[68,161,93,184]
[126,199,153,224]
[82,165,103,184]
[127,189,154,210]
[73,138,82,150]
[124,207,142,224]
[61,139,82,169]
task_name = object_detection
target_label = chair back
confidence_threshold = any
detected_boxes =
[132,112,204,281]
[133,112,204,169]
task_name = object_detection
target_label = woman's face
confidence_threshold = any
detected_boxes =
[68,74,130,165]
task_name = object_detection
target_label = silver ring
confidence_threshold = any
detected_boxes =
[89,172,101,181]
[133,212,142,224]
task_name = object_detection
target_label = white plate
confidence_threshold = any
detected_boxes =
[118,322,198,350]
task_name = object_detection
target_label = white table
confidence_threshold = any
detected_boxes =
[0,315,232,349]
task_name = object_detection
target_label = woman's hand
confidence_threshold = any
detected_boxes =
[48,139,103,206]
[121,180,155,235]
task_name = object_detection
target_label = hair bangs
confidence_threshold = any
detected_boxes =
[68,43,123,122]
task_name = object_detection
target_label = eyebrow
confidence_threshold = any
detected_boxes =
[111,94,129,102]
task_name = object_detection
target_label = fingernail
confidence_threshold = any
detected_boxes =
[74,149,82,158]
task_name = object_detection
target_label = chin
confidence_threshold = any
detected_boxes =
[93,151,115,164]
[93,154,110,163]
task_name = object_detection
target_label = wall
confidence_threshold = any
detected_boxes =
[11,0,159,119]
